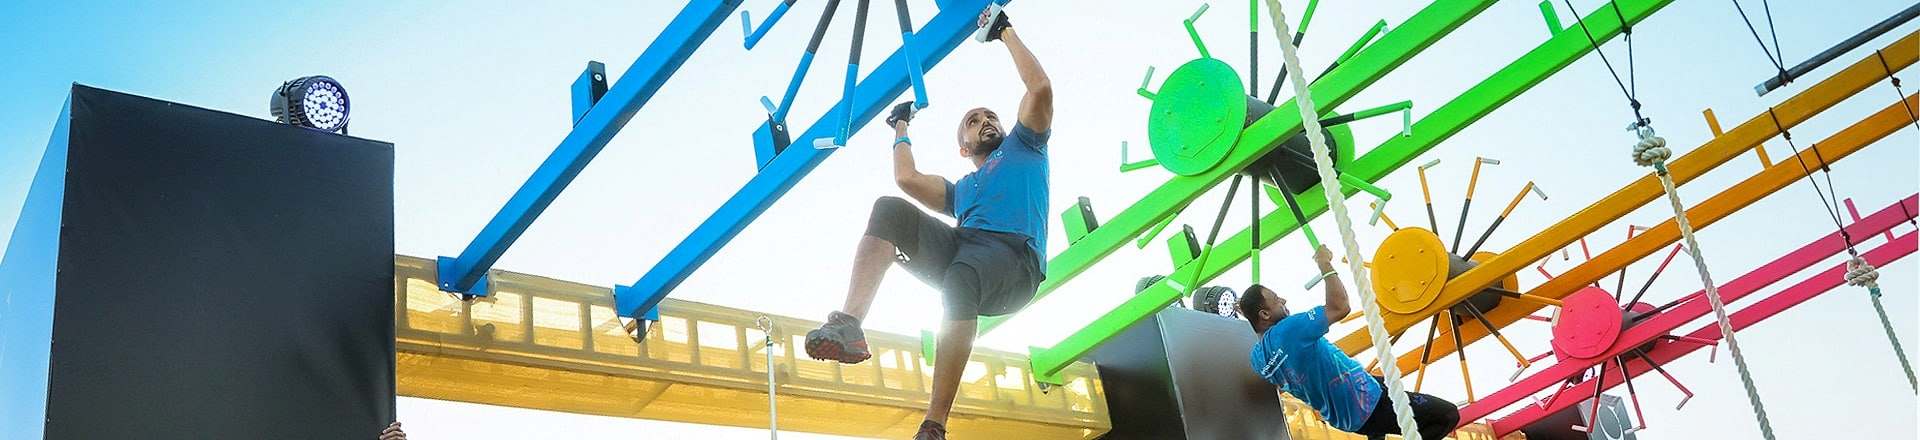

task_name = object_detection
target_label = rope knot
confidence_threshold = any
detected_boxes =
[1847,257,1880,288]
[1632,132,1670,167]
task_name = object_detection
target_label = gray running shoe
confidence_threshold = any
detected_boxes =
[804,311,871,364]
[912,420,947,440]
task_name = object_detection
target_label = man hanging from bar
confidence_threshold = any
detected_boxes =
[1240,246,1460,440]
[801,6,1049,440]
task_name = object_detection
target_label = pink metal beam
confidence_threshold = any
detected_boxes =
[1487,227,1917,436]
[1847,198,1899,242]
[1457,194,1918,429]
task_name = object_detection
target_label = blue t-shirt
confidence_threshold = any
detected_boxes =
[946,123,1049,271]
[1248,306,1382,432]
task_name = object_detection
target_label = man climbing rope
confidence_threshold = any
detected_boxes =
[801,6,1049,440]
[1239,246,1460,440]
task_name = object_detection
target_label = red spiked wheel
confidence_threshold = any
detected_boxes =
[1552,287,1624,360]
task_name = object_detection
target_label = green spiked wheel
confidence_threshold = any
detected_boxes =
[1147,58,1247,176]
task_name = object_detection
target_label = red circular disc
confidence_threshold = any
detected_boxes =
[1552,287,1624,360]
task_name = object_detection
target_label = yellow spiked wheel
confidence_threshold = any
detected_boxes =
[1371,227,1449,315]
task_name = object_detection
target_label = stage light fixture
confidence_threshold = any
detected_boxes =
[270,75,351,133]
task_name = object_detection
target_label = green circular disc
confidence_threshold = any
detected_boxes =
[1148,58,1246,176]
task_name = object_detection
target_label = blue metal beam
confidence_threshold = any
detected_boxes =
[437,0,744,295]
[616,0,1007,318]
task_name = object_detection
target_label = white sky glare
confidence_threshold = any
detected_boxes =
[1,0,1917,438]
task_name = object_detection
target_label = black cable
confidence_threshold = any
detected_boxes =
[1562,0,1647,126]
[1760,0,1784,64]
[1808,144,1858,254]
[1611,1,1637,101]
[1874,49,1920,133]
[1730,0,1791,85]
[1768,108,1859,256]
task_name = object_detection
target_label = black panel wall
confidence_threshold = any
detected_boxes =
[1092,307,1291,440]
[10,85,395,439]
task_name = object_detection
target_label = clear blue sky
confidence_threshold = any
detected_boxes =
[2,1,1916,438]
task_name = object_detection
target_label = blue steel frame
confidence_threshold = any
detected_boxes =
[436,0,744,296]
[615,0,1008,318]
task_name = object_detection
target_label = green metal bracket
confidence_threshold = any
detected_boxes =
[1136,66,1158,100]
[1337,173,1393,225]
[1337,173,1391,200]
[1015,0,1676,380]
[1337,20,1391,66]
[1185,4,1214,58]
[1120,141,1160,172]
[1539,0,1564,35]
[1166,224,1202,269]
[1136,212,1179,249]
[1061,196,1099,244]
[1324,100,1415,136]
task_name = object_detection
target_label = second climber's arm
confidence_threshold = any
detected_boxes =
[1314,245,1352,319]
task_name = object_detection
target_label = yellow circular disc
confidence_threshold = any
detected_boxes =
[1470,251,1520,291]
[1371,228,1450,314]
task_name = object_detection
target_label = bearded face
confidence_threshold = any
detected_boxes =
[957,107,1005,160]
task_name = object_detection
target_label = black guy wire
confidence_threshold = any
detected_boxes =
[1761,0,1784,65]
[1768,108,1859,256]
[1563,0,1648,127]
[1730,0,1792,85]
[1874,49,1920,133]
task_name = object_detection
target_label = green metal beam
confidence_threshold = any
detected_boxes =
[1025,0,1675,382]
[984,0,1499,337]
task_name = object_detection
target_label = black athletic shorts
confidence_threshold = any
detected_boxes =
[865,196,1041,320]
[1352,376,1461,440]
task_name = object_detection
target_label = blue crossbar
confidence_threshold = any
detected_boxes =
[616,0,1007,318]
[436,0,744,296]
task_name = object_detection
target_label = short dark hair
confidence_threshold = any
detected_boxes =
[1238,283,1269,328]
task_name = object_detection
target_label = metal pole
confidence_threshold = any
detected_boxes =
[1755,2,1920,96]
[758,316,779,439]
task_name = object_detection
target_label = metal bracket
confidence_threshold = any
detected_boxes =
[572,61,609,125]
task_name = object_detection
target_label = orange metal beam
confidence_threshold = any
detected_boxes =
[1391,91,1919,372]
[1336,30,1919,355]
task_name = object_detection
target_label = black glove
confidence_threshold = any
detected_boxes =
[977,6,1011,42]
[886,101,917,127]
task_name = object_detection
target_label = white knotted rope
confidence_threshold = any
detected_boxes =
[1262,1,1421,437]
[1848,256,1918,392]
[1637,126,1776,440]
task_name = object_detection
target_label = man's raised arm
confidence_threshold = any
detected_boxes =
[996,25,1052,132]
[889,112,949,214]
[1314,246,1351,319]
